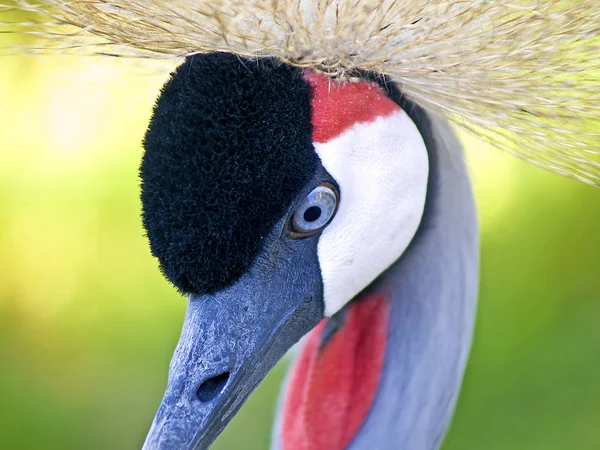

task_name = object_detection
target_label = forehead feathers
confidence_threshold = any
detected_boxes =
[141,53,318,295]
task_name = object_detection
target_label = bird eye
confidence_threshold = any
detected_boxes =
[289,184,339,237]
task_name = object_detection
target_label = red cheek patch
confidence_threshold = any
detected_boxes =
[304,72,400,144]
[281,295,390,450]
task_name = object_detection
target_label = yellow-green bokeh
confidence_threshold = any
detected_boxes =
[1,27,600,450]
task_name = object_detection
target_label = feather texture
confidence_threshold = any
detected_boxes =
[1,0,599,184]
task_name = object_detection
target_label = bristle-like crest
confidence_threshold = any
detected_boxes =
[2,0,599,184]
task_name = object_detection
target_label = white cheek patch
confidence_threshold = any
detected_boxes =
[315,110,429,316]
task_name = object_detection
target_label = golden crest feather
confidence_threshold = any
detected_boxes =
[2,0,599,185]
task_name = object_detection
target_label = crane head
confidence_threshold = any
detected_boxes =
[140,52,429,449]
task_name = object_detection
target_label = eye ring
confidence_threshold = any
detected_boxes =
[287,183,339,238]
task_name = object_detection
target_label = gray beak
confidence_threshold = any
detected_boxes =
[142,240,324,449]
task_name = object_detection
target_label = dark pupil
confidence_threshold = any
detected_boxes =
[304,206,322,223]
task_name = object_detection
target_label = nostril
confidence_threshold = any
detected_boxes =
[196,372,230,402]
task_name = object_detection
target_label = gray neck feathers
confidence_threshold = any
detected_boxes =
[349,114,479,450]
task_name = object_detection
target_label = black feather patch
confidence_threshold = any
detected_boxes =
[141,53,317,295]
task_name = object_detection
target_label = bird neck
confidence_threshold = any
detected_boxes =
[275,111,479,450]
[348,113,479,449]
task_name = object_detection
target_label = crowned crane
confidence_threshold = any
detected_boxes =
[3,1,599,449]
[139,53,478,449]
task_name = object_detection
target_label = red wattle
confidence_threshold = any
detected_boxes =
[281,295,390,450]
[303,72,400,144]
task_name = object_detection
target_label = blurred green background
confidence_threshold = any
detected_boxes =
[1,11,599,450]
